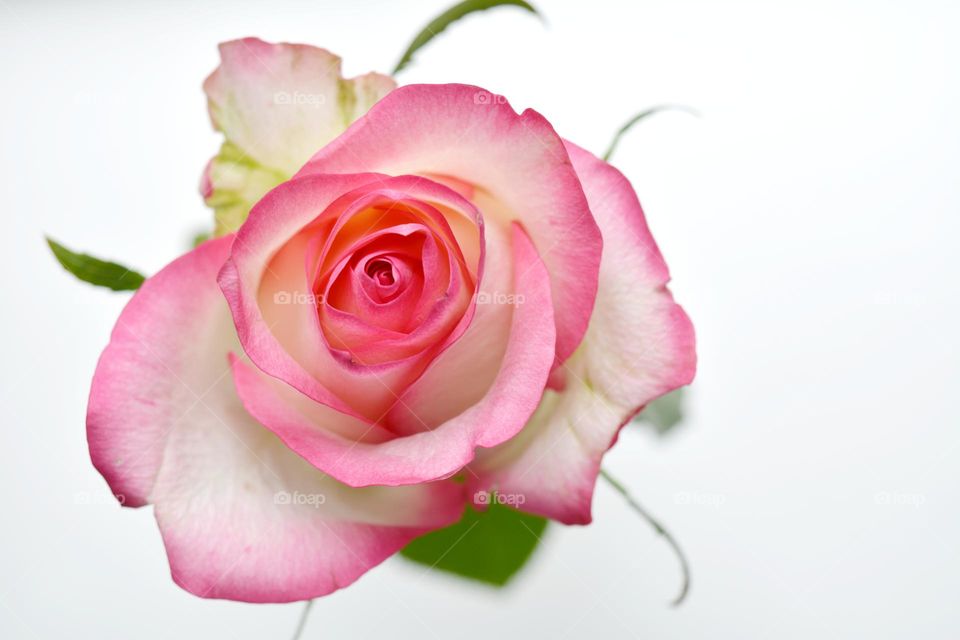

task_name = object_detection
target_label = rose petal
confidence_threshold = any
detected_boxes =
[205,37,395,175]
[467,142,697,524]
[88,236,239,506]
[151,366,462,602]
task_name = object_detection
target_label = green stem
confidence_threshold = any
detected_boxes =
[599,468,691,606]
[602,105,700,161]
[291,599,314,640]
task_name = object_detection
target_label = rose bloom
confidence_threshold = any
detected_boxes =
[87,38,696,602]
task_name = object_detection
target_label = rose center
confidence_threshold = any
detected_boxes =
[365,258,396,286]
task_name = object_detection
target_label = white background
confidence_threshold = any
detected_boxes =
[1,0,958,637]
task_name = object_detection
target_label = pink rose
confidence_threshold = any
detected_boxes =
[88,38,695,602]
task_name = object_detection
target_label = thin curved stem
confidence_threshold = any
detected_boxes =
[599,468,691,606]
[602,105,700,161]
[291,599,314,640]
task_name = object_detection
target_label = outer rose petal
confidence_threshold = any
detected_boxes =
[87,236,462,602]
[468,142,697,524]
[296,83,602,366]
[152,370,463,602]
[202,37,395,234]
[231,224,556,487]
[205,37,396,175]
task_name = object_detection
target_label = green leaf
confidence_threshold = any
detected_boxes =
[392,0,540,74]
[634,388,687,435]
[46,237,145,291]
[400,501,547,586]
[602,105,700,161]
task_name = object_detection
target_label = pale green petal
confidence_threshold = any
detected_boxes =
[202,142,287,235]
[201,38,396,235]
